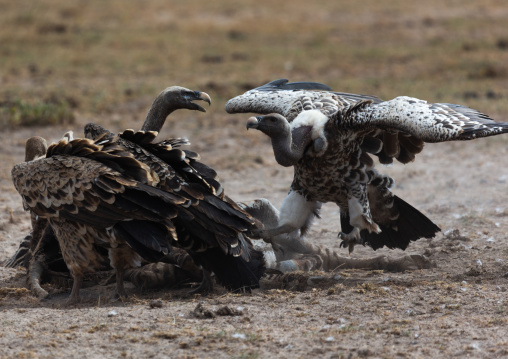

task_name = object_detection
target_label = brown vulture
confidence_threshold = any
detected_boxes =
[11,86,265,303]
[11,135,186,303]
[83,86,264,294]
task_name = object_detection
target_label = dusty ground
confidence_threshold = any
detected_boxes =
[1,114,508,359]
[1,1,508,358]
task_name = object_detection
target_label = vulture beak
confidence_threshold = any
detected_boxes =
[246,116,259,130]
[190,91,212,112]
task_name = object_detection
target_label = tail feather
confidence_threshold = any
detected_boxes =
[114,220,173,262]
[341,195,440,250]
[190,242,265,291]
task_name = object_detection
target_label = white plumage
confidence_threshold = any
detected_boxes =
[230,79,508,253]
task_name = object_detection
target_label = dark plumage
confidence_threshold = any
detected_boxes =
[84,86,265,292]
[12,136,183,303]
[227,79,508,252]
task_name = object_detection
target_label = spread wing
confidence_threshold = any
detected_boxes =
[343,96,508,164]
[225,78,381,122]
[227,80,507,165]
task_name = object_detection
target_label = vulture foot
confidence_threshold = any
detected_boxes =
[189,269,213,295]
[338,228,365,254]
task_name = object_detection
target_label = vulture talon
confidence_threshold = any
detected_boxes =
[189,269,214,295]
[339,228,365,250]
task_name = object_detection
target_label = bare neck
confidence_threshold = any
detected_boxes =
[141,96,173,132]
[270,126,312,167]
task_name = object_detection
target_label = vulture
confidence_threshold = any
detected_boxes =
[83,86,265,293]
[11,135,183,303]
[225,79,508,253]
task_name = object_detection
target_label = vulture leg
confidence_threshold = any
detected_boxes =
[339,184,381,253]
[67,275,83,305]
[108,247,142,299]
[115,267,127,298]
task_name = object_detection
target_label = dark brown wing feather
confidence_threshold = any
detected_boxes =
[83,123,265,290]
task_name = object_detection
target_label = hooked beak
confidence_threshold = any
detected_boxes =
[191,91,212,112]
[246,116,259,130]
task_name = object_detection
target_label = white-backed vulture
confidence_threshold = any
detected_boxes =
[225,79,508,253]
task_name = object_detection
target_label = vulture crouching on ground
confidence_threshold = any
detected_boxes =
[83,86,265,294]
[12,136,184,304]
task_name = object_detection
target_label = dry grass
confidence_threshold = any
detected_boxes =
[0,0,507,129]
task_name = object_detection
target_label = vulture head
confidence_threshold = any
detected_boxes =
[159,86,211,113]
[142,86,211,132]
[24,136,48,162]
[246,113,291,137]
[84,123,116,141]
[246,113,314,167]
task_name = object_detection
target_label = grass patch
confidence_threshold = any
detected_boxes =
[0,99,74,127]
[0,0,507,123]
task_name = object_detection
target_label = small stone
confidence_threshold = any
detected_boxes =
[216,306,242,316]
[192,302,216,319]
[149,300,163,309]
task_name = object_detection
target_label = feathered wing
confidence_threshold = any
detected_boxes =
[225,79,381,122]
[103,127,257,258]
[119,129,266,290]
[340,96,508,165]
[11,138,184,259]
[84,124,265,290]
[227,81,507,165]
[347,96,508,141]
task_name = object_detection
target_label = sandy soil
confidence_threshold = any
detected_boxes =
[1,112,508,359]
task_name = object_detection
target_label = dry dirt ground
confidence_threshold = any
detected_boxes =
[1,1,508,358]
[0,113,507,359]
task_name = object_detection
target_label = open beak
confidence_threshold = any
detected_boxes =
[246,116,259,130]
[192,91,212,112]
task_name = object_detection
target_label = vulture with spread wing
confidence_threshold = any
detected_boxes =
[226,79,508,252]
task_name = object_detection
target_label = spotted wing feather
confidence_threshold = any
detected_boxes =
[225,79,381,122]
